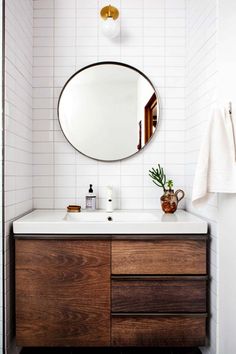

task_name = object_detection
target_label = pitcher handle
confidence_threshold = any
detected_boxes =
[175,189,185,203]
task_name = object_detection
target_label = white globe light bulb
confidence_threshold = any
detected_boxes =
[102,17,120,39]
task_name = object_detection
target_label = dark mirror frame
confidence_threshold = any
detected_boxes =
[57,61,160,162]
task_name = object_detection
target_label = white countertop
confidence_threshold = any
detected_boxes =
[13,209,208,235]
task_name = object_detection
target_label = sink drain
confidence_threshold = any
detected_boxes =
[107,216,113,221]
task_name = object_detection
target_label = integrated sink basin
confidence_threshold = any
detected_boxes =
[65,211,158,222]
[13,209,208,235]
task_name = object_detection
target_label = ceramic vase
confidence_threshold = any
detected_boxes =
[160,189,185,213]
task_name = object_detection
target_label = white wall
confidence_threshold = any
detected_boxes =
[5,2,235,354]
[218,195,236,354]
[185,1,218,353]
[217,0,236,353]
[4,0,33,352]
[33,0,186,210]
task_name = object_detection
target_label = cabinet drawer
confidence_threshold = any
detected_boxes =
[112,277,207,313]
[112,240,206,275]
[112,315,207,347]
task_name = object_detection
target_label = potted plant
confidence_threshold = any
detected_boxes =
[149,164,185,213]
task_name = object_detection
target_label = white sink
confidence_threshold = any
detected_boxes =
[13,209,208,235]
[65,211,157,222]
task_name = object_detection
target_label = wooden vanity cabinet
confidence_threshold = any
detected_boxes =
[15,234,208,348]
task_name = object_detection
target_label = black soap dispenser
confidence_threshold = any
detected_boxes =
[85,184,96,210]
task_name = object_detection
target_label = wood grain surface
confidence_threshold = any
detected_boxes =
[112,278,207,313]
[112,315,206,347]
[15,239,110,347]
[15,237,208,348]
[112,240,206,275]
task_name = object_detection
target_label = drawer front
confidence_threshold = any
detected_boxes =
[112,240,206,275]
[112,315,206,347]
[112,278,207,313]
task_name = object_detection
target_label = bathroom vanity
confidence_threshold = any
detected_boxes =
[13,210,208,348]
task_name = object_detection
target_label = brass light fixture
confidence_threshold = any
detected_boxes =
[100,4,119,20]
[100,4,120,38]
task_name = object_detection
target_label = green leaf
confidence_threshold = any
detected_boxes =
[148,163,169,192]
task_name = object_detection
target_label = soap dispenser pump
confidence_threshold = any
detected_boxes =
[106,186,113,213]
[86,184,96,210]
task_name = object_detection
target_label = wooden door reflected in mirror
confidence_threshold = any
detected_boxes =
[145,93,157,144]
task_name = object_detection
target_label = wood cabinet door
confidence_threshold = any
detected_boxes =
[16,239,110,347]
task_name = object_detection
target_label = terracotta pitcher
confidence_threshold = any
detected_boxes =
[160,189,185,213]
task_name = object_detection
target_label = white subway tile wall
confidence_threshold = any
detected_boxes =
[5,0,33,351]
[186,1,218,354]
[3,1,220,353]
[32,0,186,210]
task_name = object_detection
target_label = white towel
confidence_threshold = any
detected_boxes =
[192,106,236,207]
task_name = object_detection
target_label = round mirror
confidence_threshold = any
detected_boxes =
[58,62,159,161]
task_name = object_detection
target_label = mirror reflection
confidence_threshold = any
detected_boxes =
[58,62,159,161]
